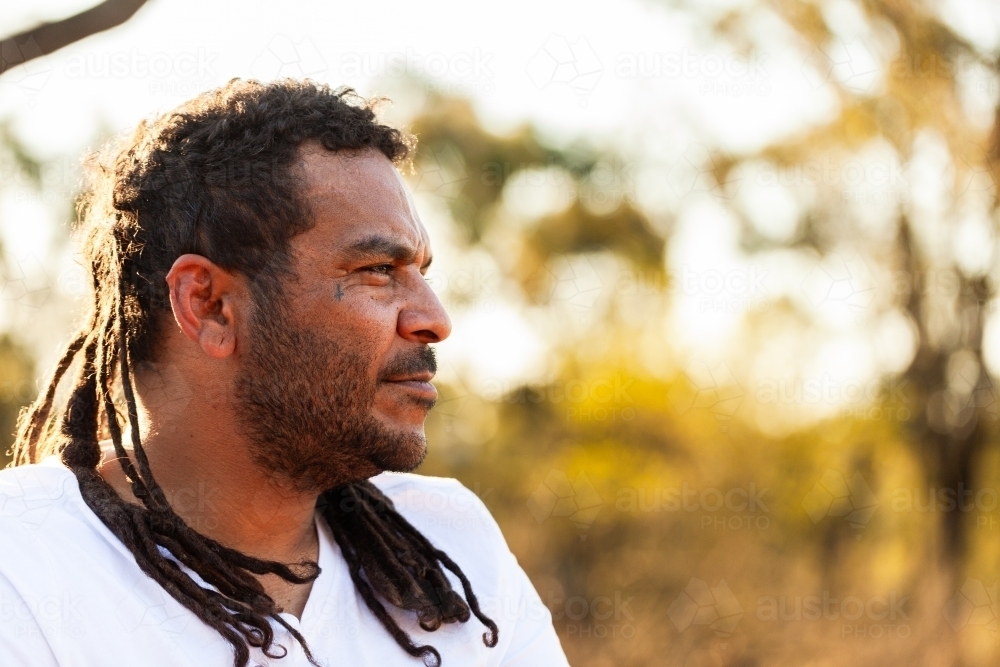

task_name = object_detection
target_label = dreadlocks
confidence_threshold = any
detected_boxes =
[11,79,498,667]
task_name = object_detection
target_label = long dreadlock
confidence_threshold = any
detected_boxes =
[11,79,498,667]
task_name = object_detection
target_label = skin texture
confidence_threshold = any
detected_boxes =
[97,146,451,617]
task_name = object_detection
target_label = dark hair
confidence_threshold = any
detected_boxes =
[11,78,497,667]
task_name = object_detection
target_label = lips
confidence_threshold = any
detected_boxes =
[384,371,435,383]
[383,372,437,400]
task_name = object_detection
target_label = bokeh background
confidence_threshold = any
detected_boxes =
[3,0,1000,665]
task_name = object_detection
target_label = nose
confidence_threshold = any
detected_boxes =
[397,269,452,344]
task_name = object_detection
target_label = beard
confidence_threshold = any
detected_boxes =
[232,291,436,493]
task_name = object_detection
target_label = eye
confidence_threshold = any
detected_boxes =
[365,263,394,275]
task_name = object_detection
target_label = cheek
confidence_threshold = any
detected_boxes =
[294,284,401,367]
[324,302,399,365]
[342,301,397,337]
[301,287,396,334]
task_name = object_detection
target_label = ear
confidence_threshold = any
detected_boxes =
[165,254,244,359]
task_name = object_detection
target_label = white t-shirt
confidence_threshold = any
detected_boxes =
[0,458,569,667]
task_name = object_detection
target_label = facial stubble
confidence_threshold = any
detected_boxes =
[233,294,435,493]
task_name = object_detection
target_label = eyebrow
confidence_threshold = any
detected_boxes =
[342,234,433,269]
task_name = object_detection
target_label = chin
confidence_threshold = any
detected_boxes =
[372,433,427,473]
[368,406,431,472]
[373,404,430,434]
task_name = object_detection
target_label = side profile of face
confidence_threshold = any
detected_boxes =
[231,145,451,492]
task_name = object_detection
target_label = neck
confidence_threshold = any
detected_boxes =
[96,359,324,564]
[97,425,320,566]
[92,360,332,618]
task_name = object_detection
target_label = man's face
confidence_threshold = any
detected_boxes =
[233,146,451,492]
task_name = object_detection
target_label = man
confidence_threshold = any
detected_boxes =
[0,79,568,667]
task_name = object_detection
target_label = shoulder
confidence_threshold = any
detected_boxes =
[0,461,80,528]
[367,473,569,664]
[0,460,123,578]
[0,462,92,618]
[368,471,512,568]
[370,472,500,533]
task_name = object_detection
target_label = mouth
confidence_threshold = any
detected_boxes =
[382,372,438,401]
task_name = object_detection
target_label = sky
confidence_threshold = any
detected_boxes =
[0,0,835,153]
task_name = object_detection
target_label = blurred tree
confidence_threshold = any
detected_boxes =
[694,0,1000,569]
[0,335,36,469]
[0,0,152,467]
[0,124,48,468]
[408,92,668,303]
[0,0,150,74]
[394,5,1000,660]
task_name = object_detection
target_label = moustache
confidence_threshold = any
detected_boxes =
[377,346,437,382]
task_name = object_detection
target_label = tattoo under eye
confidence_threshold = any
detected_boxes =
[335,284,344,301]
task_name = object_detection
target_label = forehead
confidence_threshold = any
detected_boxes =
[294,144,428,255]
